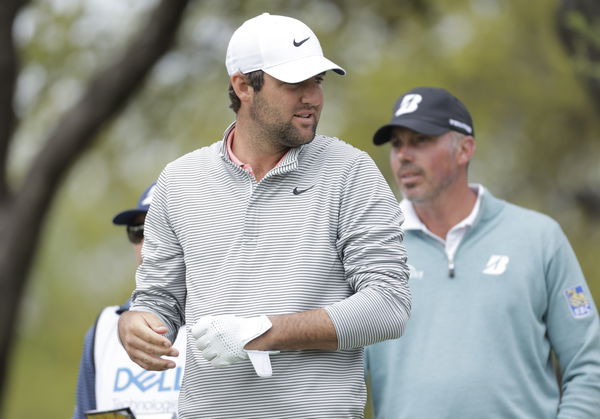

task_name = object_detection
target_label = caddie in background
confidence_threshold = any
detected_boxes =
[365,86,600,418]
[117,12,411,419]
[73,183,186,419]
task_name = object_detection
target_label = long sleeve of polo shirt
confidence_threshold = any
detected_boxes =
[326,150,411,349]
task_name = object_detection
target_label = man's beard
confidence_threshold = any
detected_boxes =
[250,95,318,148]
[399,167,458,204]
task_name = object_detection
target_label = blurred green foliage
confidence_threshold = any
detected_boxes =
[4,0,600,417]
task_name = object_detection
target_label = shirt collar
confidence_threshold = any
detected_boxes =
[399,184,485,232]
[222,122,291,175]
[225,125,255,175]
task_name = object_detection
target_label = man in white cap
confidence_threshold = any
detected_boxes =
[118,13,411,418]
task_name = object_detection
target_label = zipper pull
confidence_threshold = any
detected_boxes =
[448,260,455,278]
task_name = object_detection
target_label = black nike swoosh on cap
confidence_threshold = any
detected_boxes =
[293,37,310,47]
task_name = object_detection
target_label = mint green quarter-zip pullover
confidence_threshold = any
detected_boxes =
[366,188,600,419]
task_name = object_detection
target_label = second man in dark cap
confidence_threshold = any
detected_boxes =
[365,86,600,419]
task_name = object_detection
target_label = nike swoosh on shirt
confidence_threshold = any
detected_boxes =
[293,185,315,195]
[293,37,310,47]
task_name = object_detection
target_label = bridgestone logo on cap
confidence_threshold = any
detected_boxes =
[449,118,472,134]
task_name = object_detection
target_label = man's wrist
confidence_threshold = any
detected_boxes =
[244,316,274,350]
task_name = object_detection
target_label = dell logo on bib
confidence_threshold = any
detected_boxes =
[114,367,183,392]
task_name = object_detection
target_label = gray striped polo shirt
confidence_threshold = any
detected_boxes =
[131,124,411,418]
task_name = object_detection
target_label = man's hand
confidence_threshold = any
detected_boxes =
[118,311,179,371]
[191,314,277,376]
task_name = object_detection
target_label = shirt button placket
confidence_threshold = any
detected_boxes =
[244,186,259,248]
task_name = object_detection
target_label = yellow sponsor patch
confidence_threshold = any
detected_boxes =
[564,285,593,319]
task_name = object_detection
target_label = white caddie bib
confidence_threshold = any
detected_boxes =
[93,306,187,418]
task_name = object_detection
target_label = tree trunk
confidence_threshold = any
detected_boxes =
[0,0,192,408]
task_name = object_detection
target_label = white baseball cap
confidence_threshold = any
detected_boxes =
[226,13,346,84]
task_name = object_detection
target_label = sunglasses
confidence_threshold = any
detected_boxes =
[126,224,144,244]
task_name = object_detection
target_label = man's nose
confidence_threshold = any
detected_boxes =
[393,144,414,162]
[300,83,322,105]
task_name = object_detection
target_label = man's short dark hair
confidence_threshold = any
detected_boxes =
[228,70,265,113]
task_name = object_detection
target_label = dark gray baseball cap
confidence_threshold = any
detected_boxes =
[373,87,474,145]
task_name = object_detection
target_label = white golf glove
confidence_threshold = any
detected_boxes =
[191,314,278,377]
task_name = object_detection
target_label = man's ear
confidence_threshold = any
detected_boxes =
[457,135,476,166]
[231,73,253,105]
